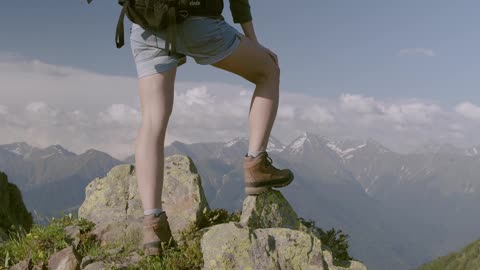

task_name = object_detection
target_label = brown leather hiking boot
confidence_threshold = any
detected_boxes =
[142,211,175,256]
[243,151,294,195]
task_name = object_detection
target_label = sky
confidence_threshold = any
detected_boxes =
[1,0,480,160]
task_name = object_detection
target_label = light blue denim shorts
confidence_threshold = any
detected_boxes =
[129,16,243,78]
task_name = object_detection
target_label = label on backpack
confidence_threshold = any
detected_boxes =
[187,0,206,10]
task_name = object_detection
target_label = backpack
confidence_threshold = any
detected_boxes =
[87,0,223,55]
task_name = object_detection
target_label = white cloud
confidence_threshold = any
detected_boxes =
[339,94,384,114]
[3,55,480,157]
[455,102,480,121]
[300,105,335,124]
[98,104,141,127]
[399,48,436,57]
[277,104,296,120]
[384,102,441,125]
[0,105,8,115]
[177,86,215,106]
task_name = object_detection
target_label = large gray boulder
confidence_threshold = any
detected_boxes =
[240,190,301,229]
[201,222,326,270]
[202,222,368,270]
[201,190,368,270]
[77,154,368,269]
[78,155,210,245]
[47,246,81,270]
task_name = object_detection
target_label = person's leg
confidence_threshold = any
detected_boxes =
[134,67,177,212]
[211,35,280,156]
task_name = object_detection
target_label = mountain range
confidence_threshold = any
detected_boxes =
[2,132,480,269]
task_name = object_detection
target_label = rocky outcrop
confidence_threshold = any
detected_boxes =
[201,222,325,269]
[78,155,210,245]
[239,190,301,229]
[0,171,33,241]
[202,191,368,270]
[9,259,33,270]
[47,246,81,270]
[76,154,367,269]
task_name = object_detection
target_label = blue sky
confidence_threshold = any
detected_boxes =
[2,0,480,107]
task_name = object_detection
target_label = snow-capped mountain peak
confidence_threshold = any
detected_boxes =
[285,132,314,154]
[266,136,286,152]
[224,137,248,148]
[283,131,336,155]
[38,144,76,158]
[326,141,367,160]
[1,142,34,157]
[465,146,480,157]
[223,136,285,152]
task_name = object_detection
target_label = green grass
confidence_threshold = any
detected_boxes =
[0,208,357,270]
[298,217,358,266]
[125,208,241,270]
[0,213,101,268]
[416,239,480,270]
[0,208,241,270]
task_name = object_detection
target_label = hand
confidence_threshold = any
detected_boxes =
[254,40,279,66]
[264,46,279,67]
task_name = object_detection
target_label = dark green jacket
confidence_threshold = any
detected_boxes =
[228,0,252,23]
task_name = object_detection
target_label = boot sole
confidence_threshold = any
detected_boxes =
[245,172,294,195]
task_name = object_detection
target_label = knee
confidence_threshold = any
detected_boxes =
[252,59,280,85]
[140,110,172,136]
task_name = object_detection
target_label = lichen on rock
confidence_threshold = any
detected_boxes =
[78,155,210,245]
[76,154,368,270]
[201,221,326,270]
[240,190,301,230]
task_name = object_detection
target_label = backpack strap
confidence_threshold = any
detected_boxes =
[115,0,177,55]
[115,1,128,48]
[165,4,177,56]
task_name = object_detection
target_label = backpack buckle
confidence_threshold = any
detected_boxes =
[178,10,189,18]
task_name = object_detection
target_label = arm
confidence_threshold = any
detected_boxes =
[229,0,256,40]
[240,21,258,42]
[230,0,278,65]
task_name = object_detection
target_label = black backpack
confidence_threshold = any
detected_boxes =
[87,0,223,55]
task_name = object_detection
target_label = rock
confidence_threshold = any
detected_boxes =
[0,171,33,239]
[31,261,47,270]
[201,191,369,270]
[64,225,81,247]
[78,155,210,245]
[82,262,106,270]
[201,222,326,270]
[47,246,81,270]
[322,249,368,270]
[64,225,81,239]
[80,256,96,269]
[127,252,142,265]
[9,258,32,270]
[161,155,210,234]
[239,190,301,229]
[106,246,124,256]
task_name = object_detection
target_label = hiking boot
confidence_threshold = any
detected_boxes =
[243,151,294,195]
[142,211,175,256]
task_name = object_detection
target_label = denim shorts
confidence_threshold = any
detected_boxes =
[129,16,243,78]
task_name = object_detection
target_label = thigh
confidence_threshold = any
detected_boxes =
[210,33,278,84]
[138,67,177,128]
[181,16,243,65]
[130,23,186,79]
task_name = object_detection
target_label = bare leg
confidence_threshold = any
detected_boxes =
[134,67,177,211]
[212,34,280,154]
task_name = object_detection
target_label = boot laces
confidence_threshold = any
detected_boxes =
[265,153,273,167]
